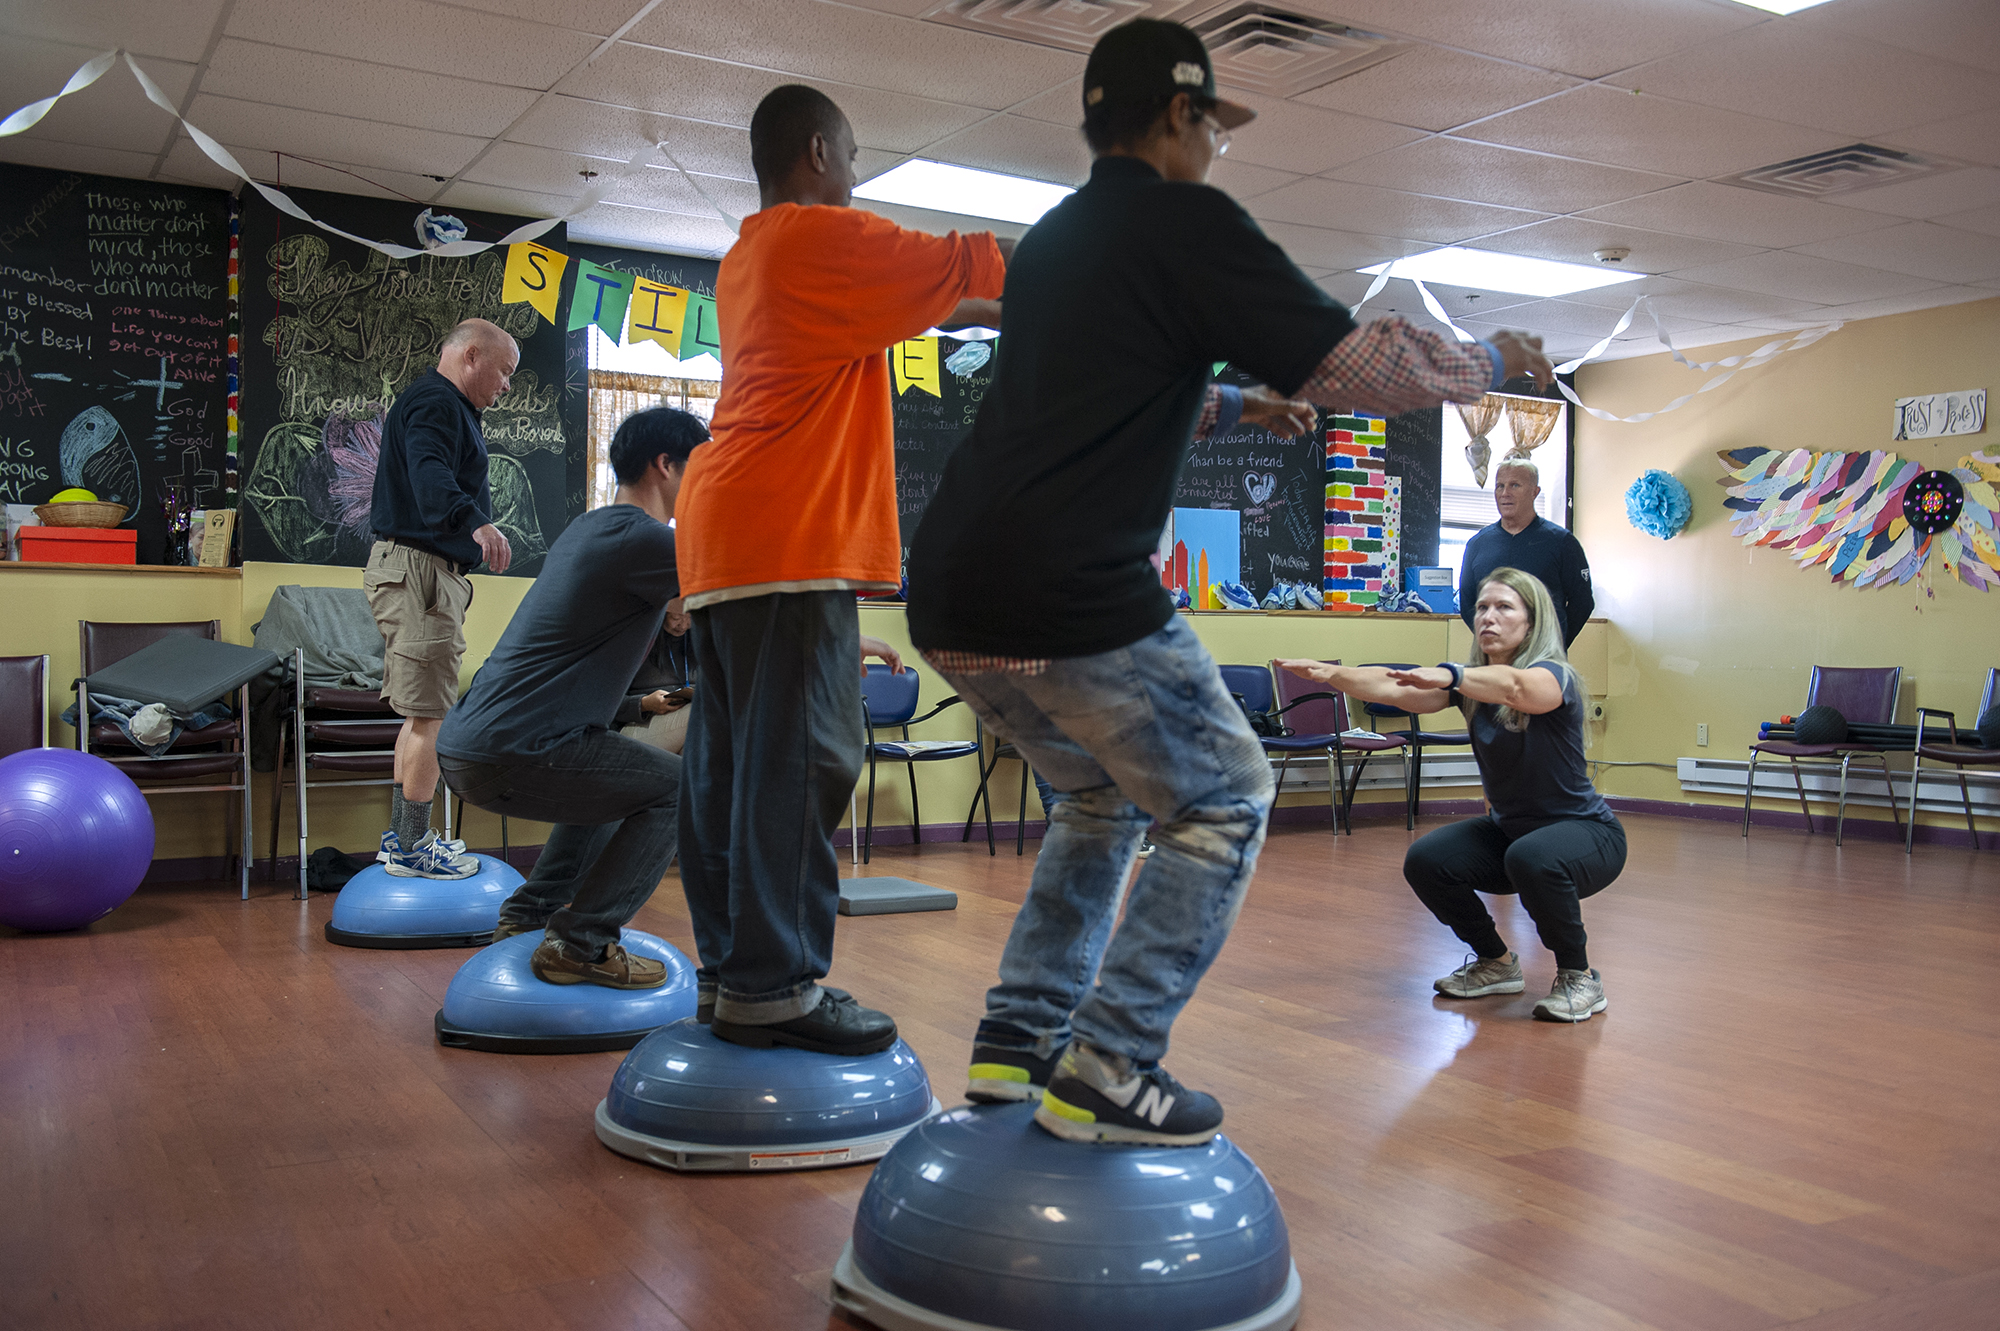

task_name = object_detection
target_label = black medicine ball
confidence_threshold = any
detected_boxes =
[1793,705,1849,745]
[1976,705,2000,750]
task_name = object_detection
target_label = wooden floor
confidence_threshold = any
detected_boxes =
[4,814,1997,1331]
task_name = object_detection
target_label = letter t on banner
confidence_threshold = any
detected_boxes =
[569,260,637,338]
[502,242,568,323]
[893,336,941,397]
[628,279,690,356]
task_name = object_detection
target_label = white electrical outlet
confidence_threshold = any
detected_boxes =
[1697,723,1709,747]
[1588,702,1607,722]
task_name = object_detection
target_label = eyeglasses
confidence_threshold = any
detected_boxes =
[1201,112,1232,157]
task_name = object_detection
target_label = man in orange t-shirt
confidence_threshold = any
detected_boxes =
[674,84,1007,1057]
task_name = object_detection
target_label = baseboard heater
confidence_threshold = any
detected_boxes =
[1677,755,2000,817]
[1270,752,1481,795]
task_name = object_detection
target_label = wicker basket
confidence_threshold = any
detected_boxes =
[34,501,130,528]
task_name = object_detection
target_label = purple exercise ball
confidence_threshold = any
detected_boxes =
[0,748,155,932]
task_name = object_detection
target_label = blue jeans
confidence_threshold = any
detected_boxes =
[939,616,1275,1065]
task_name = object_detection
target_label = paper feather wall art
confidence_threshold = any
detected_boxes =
[1717,445,2000,591]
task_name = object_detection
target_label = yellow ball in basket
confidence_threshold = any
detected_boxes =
[50,487,97,503]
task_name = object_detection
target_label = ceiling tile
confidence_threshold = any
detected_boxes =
[1791,221,2000,285]
[1205,159,1303,204]
[507,97,756,181]
[1934,204,2000,240]
[1370,280,1540,323]
[1606,22,2000,139]
[561,43,988,154]
[156,137,243,192]
[1254,221,1421,273]
[1009,78,1081,128]
[0,0,229,63]
[0,137,165,184]
[1462,298,1704,341]
[449,0,654,37]
[1551,273,1825,325]
[1249,177,1548,245]
[1289,0,1763,79]
[1786,286,1996,325]
[625,0,1081,112]
[1882,108,2000,170]
[225,0,599,89]
[856,199,1029,242]
[1315,272,1374,307]
[435,179,576,220]
[1294,46,1579,133]
[1326,137,1681,215]
[1211,92,1426,177]
[1832,167,2000,221]
[920,115,1090,188]
[186,94,487,180]
[1795,0,2000,77]
[1459,86,1844,180]
[1576,181,1898,249]
[568,202,740,258]
[1670,251,1942,305]
[1591,324,1762,360]
[464,141,758,222]
[1468,215,1764,274]
[251,156,449,207]
[0,41,194,158]
[201,39,539,139]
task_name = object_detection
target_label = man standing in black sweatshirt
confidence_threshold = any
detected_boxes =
[365,318,516,880]
[1458,457,1594,648]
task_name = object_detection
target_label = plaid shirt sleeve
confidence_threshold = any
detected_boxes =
[1298,317,1497,417]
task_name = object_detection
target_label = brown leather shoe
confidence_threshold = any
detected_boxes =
[491,917,539,943]
[529,938,667,990]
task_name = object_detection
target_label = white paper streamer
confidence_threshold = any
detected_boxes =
[0,49,117,137]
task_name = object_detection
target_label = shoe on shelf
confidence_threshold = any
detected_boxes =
[1036,1044,1223,1146]
[710,987,896,1056]
[966,1022,1068,1103]
[1533,968,1607,1023]
[1434,952,1525,998]
[529,938,667,989]
[384,832,480,880]
[377,828,468,863]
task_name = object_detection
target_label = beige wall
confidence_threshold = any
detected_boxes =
[1571,294,2000,829]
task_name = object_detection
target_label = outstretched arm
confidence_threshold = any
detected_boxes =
[1273,661,1454,715]
[1296,319,1554,418]
[1383,663,1565,716]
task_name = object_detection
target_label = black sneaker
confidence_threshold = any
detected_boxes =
[965,1022,1067,1103]
[695,981,716,1025]
[1035,1044,1223,1146]
[710,987,896,1056]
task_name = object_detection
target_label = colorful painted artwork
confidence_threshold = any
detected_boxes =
[1162,507,1242,610]
[1324,415,1389,606]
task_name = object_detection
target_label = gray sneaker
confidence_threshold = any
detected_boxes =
[1533,968,1607,1022]
[1434,952,1524,998]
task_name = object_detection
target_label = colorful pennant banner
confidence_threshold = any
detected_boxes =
[893,337,942,398]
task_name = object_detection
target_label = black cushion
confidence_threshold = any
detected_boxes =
[1793,705,1848,745]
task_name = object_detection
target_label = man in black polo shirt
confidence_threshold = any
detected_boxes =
[365,318,516,880]
[907,18,1552,1146]
[1458,457,1594,647]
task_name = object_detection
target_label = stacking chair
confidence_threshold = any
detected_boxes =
[1268,660,1409,836]
[1359,662,1471,830]
[0,654,51,757]
[963,740,1036,857]
[858,664,984,864]
[270,648,404,896]
[1743,665,1902,847]
[1905,667,2000,854]
[77,620,254,899]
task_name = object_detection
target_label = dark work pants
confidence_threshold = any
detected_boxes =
[439,729,681,959]
[677,591,864,1025]
[1402,815,1626,972]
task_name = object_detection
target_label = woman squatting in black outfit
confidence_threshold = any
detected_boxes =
[1278,566,1625,1022]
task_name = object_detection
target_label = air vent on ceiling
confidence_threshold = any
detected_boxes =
[1716,144,1966,199]
[921,0,1190,54]
[1187,5,1407,97]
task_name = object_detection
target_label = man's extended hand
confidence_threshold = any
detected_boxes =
[859,634,907,675]
[1240,386,1316,438]
[473,523,512,574]
[1489,331,1555,390]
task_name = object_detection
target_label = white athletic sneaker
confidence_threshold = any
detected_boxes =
[384,832,480,880]
[377,829,469,863]
[1434,952,1525,998]
[1533,968,1607,1022]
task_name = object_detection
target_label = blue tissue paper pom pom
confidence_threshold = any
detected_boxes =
[1625,469,1692,540]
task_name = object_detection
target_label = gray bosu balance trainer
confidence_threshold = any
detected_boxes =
[80,635,280,900]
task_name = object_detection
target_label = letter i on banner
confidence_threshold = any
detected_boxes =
[569,260,637,337]
[893,336,941,397]
[502,242,567,323]
[629,279,690,356]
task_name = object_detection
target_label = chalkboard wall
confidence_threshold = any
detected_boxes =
[1177,366,1325,597]
[237,187,583,574]
[0,162,230,563]
[890,333,996,574]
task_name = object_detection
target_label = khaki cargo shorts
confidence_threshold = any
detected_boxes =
[365,540,473,720]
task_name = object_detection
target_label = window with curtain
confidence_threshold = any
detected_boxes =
[584,370,719,511]
[1435,392,1570,579]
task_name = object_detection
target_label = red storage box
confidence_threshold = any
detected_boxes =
[18,526,139,565]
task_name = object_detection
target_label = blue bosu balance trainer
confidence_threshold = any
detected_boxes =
[831,1102,1301,1331]
[324,855,522,950]
[434,929,697,1053]
[595,1018,939,1172]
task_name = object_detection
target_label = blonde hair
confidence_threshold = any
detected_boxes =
[1468,566,1573,733]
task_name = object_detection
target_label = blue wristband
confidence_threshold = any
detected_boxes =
[1436,661,1465,691]
[1477,341,1506,390]
[1213,382,1243,434]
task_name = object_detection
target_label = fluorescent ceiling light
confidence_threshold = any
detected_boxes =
[1360,246,1646,298]
[854,160,1073,226]
[1728,0,1838,13]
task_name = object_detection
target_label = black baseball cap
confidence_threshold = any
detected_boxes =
[1082,19,1256,130]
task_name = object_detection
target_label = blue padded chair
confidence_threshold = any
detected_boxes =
[1358,662,1470,831]
[859,665,984,864]
[1268,659,1409,837]
[1906,666,2000,854]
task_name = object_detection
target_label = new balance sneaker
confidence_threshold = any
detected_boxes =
[1434,952,1525,998]
[966,1023,1067,1104]
[1533,968,1607,1023]
[1136,838,1157,858]
[384,832,480,880]
[1036,1044,1223,1146]
[377,829,469,863]
[529,938,667,989]
[711,988,897,1056]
